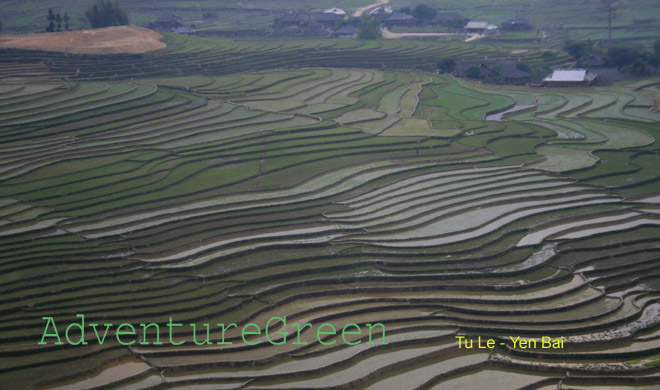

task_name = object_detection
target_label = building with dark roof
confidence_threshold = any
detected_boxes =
[315,12,343,27]
[334,25,357,38]
[453,61,531,84]
[149,15,183,31]
[384,12,413,26]
[578,54,609,68]
[275,13,308,26]
[588,67,627,82]
[484,61,531,84]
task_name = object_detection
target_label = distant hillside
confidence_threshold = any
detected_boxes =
[0,0,659,47]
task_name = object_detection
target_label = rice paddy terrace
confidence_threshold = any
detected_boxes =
[0,33,562,80]
[1,36,660,390]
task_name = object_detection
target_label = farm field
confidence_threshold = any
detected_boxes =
[1,33,660,390]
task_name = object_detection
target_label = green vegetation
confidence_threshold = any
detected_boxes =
[358,17,381,40]
[465,65,481,79]
[412,4,436,25]
[84,0,128,28]
[437,58,456,74]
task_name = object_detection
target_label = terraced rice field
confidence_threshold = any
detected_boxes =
[1,39,660,390]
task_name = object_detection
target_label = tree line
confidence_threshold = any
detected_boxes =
[564,39,660,77]
[45,0,128,32]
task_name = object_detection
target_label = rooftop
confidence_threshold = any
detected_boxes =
[334,25,357,34]
[315,13,343,22]
[543,68,589,82]
[324,8,346,15]
[387,12,414,21]
[369,6,393,16]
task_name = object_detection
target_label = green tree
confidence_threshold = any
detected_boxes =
[46,8,55,32]
[608,45,644,68]
[466,65,481,78]
[516,63,531,73]
[85,0,129,29]
[563,40,593,60]
[566,43,585,60]
[56,13,62,32]
[541,51,557,61]
[624,58,651,77]
[63,12,70,30]
[437,58,456,73]
[358,17,381,40]
[412,4,437,25]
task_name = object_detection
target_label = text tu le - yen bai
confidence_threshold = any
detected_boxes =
[456,335,564,349]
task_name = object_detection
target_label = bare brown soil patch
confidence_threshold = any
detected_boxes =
[0,26,166,54]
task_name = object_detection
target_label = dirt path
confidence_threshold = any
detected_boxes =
[464,33,485,42]
[352,0,389,17]
[381,27,455,39]
[0,26,166,54]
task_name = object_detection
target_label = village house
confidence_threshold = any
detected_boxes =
[543,68,597,87]
[464,21,497,34]
[334,25,357,38]
[148,15,183,31]
[384,12,413,26]
[578,54,609,68]
[369,6,393,18]
[453,61,531,84]
[324,8,346,15]
[315,12,343,28]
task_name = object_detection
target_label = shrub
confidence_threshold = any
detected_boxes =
[466,65,481,78]
[437,58,456,73]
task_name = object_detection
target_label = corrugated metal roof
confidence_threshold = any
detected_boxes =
[543,69,587,82]
[465,21,489,29]
[324,8,346,15]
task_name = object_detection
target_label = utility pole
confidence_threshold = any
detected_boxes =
[602,0,617,48]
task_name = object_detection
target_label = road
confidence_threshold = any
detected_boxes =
[352,0,389,17]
